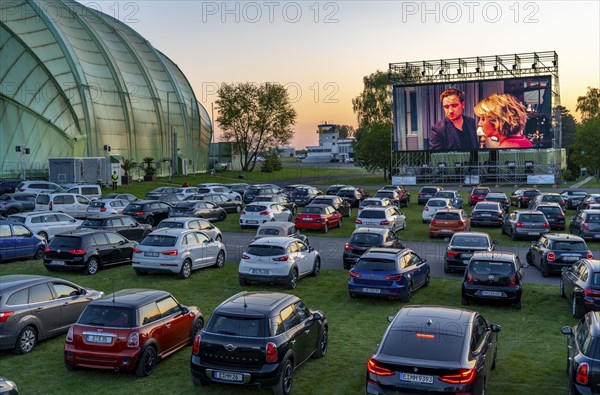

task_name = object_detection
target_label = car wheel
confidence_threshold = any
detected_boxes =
[192,374,209,387]
[273,358,294,395]
[14,326,36,354]
[239,277,250,286]
[64,361,77,371]
[145,216,154,226]
[541,261,550,277]
[323,222,329,233]
[444,261,452,274]
[461,294,470,305]
[214,251,225,268]
[189,318,204,345]
[38,231,48,242]
[422,219,427,224]
[349,292,357,298]
[34,246,45,260]
[514,298,522,310]
[311,257,321,277]
[343,261,350,270]
[84,257,100,275]
[285,268,298,289]
[526,252,533,266]
[134,269,147,276]
[236,205,242,213]
[492,349,497,370]
[401,283,413,302]
[219,212,227,221]
[179,259,192,279]
[560,279,566,298]
[135,346,157,377]
[572,296,584,318]
[7,208,18,215]
[511,229,517,241]
[423,272,430,287]
[313,326,328,358]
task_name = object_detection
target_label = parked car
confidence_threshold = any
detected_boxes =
[184,193,243,213]
[366,306,500,395]
[122,200,171,226]
[190,291,327,393]
[242,185,280,204]
[356,206,406,232]
[239,202,293,228]
[252,221,309,245]
[482,192,510,212]
[578,194,600,212]
[462,251,524,308]
[445,232,496,273]
[326,184,351,195]
[65,184,102,200]
[535,203,566,230]
[86,198,130,215]
[64,289,203,376]
[429,208,471,238]
[435,190,463,208]
[290,186,322,206]
[7,211,82,241]
[196,185,242,201]
[336,187,363,207]
[238,237,320,289]
[152,193,180,206]
[44,230,137,275]
[529,193,566,210]
[561,259,600,318]
[295,204,342,233]
[14,181,61,194]
[359,197,392,212]
[311,195,351,217]
[170,201,227,222]
[469,186,490,206]
[348,248,429,300]
[343,228,404,270]
[0,179,23,195]
[145,187,178,200]
[35,193,91,219]
[0,193,37,215]
[570,209,600,240]
[0,221,46,261]
[78,214,152,242]
[173,187,199,200]
[510,188,541,208]
[251,194,296,215]
[380,185,410,207]
[132,228,226,279]
[0,377,18,394]
[281,184,309,198]
[228,183,250,195]
[527,233,593,277]
[421,197,453,223]
[561,189,589,210]
[0,275,103,354]
[102,192,139,202]
[561,311,600,394]
[156,217,222,242]
[374,189,401,207]
[417,186,443,205]
[470,201,504,227]
[501,210,550,240]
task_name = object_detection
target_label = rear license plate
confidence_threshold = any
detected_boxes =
[399,373,433,384]
[213,371,243,382]
[462,253,473,259]
[562,256,579,262]
[144,252,159,257]
[51,260,65,266]
[481,290,503,297]
[362,288,381,294]
[481,213,491,217]
[594,234,600,238]
[528,232,539,235]
[247,220,257,224]
[303,217,313,221]
[85,334,112,344]
[252,269,269,275]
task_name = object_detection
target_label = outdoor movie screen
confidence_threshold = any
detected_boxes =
[392,76,553,152]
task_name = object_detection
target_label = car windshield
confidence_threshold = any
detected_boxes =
[81,218,105,227]
[451,235,489,248]
[301,207,323,214]
[295,189,309,196]
[258,228,282,236]
[156,221,184,229]
[350,233,383,245]
[246,245,286,256]
[361,200,382,207]
[382,329,464,361]
[552,241,588,251]
[140,235,177,247]
[358,211,385,219]
[470,260,514,275]
[207,315,265,337]
[436,192,453,198]
[542,195,562,202]
[245,205,267,213]
[355,258,397,271]
[314,198,333,205]
[337,190,354,197]
[78,306,134,328]
[587,214,600,223]
[434,212,460,220]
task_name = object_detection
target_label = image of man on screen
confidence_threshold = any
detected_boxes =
[429,88,478,151]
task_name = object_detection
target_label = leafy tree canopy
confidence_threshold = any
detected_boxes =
[576,87,600,122]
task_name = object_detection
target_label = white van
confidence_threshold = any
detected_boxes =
[65,184,102,200]
[35,193,91,219]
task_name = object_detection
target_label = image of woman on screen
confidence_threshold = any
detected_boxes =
[474,93,533,149]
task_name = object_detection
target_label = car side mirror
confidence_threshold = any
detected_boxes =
[490,323,502,333]
[421,259,428,264]
[181,306,190,315]
[313,312,323,321]
[492,239,499,244]
[309,246,315,252]
[387,315,394,323]
[561,326,573,336]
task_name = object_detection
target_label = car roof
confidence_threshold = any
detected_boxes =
[471,251,517,261]
[351,227,388,235]
[361,248,405,260]
[0,220,29,226]
[10,211,62,217]
[451,231,491,239]
[148,228,195,236]
[514,210,544,215]
[215,291,299,318]
[249,236,297,246]
[536,203,562,208]
[434,208,462,213]
[543,233,585,242]
[313,195,340,200]
[426,198,450,203]
[91,289,171,308]
[0,274,57,294]
[359,206,390,212]
[393,305,475,333]
[85,214,130,220]
[52,229,108,237]
[158,217,196,223]
[257,221,294,230]
[304,204,332,209]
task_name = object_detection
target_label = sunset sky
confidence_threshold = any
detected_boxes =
[94,0,600,148]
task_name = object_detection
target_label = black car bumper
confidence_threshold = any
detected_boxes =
[462,284,522,303]
[190,356,281,387]
[43,257,87,272]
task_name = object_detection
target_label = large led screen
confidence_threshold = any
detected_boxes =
[392,76,553,152]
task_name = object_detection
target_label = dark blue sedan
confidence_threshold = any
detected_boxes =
[0,220,46,261]
[348,248,429,301]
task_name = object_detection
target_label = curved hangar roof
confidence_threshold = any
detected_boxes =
[0,0,212,177]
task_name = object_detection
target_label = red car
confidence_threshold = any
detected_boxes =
[469,186,490,206]
[64,289,203,377]
[295,204,342,233]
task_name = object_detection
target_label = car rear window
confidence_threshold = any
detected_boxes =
[0,195,10,201]
[126,204,143,211]
[519,214,546,222]
[375,191,393,198]
[6,215,25,223]
[78,306,134,328]
[542,195,562,202]
[258,228,282,236]
[301,206,323,214]
[49,236,82,248]
[382,329,464,361]
[246,245,286,256]
[314,198,333,205]
[436,192,453,198]
[362,200,382,207]
[140,235,177,247]
[81,218,105,227]
[523,190,539,197]
[473,188,488,194]
[451,235,489,248]
[157,221,184,229]
[551,241,588,251]
[475,203,499,211]
[245,205,267,213]
[355,258,397,271]
[350,233,383,245]
[592,273,600,286]
[358,210,385,219]
[486,194,505,199]
[470,260,515,275]
[586,214,600,223]
[207,315,265,337]
[337,190,354,197]
[421,188,438,193]
[89,201,105,208]
[427,200,446,207]
[434,212,460,220]
[538,207,562,214]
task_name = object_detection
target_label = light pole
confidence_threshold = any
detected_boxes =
[15,145,30,179]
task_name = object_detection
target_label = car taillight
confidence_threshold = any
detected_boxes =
[467,272,473,285]
[19,188,25,192]
[273,256,289,262]
[0,311,14,323]
[430,220,437,226]
[355,220,363,225]
[439,368,476,384]
[367,359,394,376]
[384,274,403,281]
[241,253,250,260]
[44,247,51,253]
[577,362,589,385]
[265,342,277,363]
[344,243,352,251]
[542,222,550,229]
[132,248,142,253]
[547,252,555,261]
[509,274,517,288]
[557,214,565,219]
[240,210,246,215]
[161,250,179,256]
[259,211,269,216]
[69,249,86,255]
[66,326,73,343]
[588,251,594,259]
[127,332,139,347]
[135,211,144,215]
[516,222,525,228]
[192,334,201,355]
[583,222,590,230]
[100,207,106,212]
[380,220,390,225]
[447,250,459,257]
[583,289,600,298]
[349,271,361,278]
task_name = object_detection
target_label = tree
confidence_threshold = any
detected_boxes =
[557,106,578,148]
[351,71,392,130]
[570,117,600,179]
[337,124,355,139]
[353,122,392,180]
[120,159,137,177]
[142,157,155,176]
[576,87,600,122]
[216,82,296,171]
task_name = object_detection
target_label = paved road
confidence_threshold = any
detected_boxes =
[223,232,600,286]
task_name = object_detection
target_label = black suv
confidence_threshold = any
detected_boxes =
[243,185,281,204]
[462,251,524,309]
[336,187,363,207]
[0,179,23,195]
[0,193,37,215]
[561,312,600,394]
[43,230,137,275]
[417,186,443,205]
[509,188,541,208]
[535,203,566,231]
[190,292,328,394]
[527,234,593,277]
[561,259,600,318]
[122,200,171,226]
[445,232,496,273]
[78,214,152,242]
[343,228,404,269]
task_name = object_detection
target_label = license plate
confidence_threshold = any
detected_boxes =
[399,373,433,384]
[595,234,600,238]
[303,217,313,221]
[51,260,65,266]
[528,232,539,235]
[481,213,491,217]
[562,256,579,262]
[481,290,503,297]
[85,334,112,344]
[462,253,473,259]
[362,288,381,294]
[144,252,159,257]
[247,220,257,224]
[213,371,243,382]
[252,269,269,274]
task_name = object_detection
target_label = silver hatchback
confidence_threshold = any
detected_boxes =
[355,206,406,232]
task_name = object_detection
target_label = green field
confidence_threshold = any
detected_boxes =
[0,258,575,394]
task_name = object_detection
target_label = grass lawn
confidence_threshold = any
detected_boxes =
[0,258,575,394]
